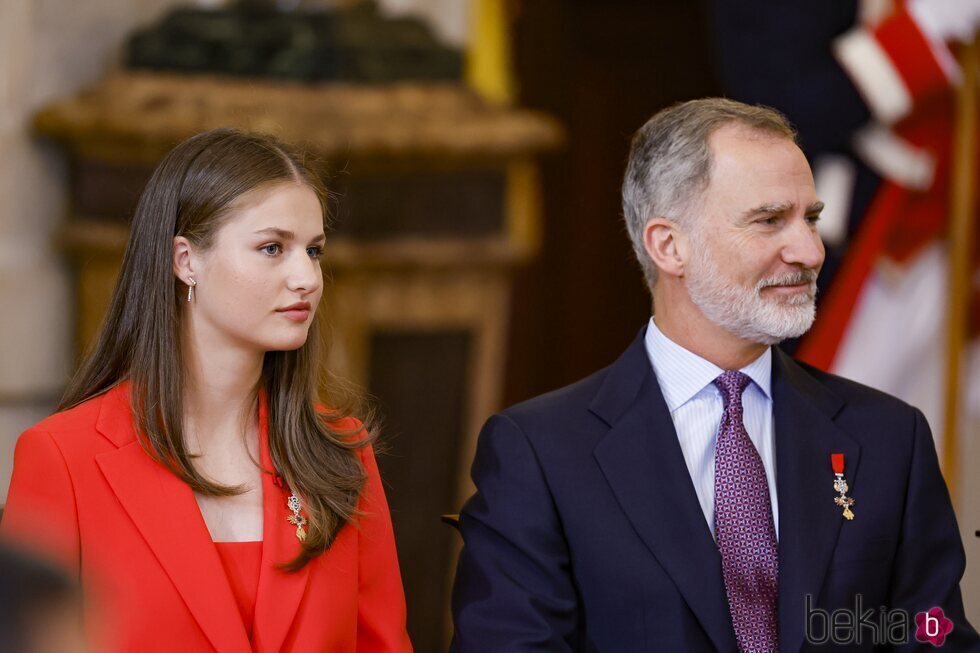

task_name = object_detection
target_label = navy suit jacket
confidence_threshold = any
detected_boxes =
[451,329,979,651]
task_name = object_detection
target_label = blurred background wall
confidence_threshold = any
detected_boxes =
[0,0,183,499]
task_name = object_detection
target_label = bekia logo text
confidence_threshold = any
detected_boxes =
[805,595,952,647]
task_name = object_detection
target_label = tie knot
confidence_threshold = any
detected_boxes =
[713,370,751,408]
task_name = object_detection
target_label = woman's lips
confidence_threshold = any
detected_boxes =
[277,309,310,322]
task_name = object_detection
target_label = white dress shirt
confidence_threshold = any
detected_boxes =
[643,317,779,539]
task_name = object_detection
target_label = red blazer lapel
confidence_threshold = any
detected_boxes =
[252,389,311,653]
[93,383,252,653]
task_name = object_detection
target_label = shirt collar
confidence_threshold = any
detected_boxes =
[643,316,772,413]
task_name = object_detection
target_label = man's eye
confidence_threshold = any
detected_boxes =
[759,216,780,226]
[261,244,282,256]
[806,214,822,225]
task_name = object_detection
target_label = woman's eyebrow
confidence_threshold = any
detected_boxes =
[254,227,326,243]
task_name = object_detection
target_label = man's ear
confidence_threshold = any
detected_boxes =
[172,236,196,284]
[643,217,686,278]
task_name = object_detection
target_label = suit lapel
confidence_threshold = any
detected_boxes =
[251,389,311,653]
[93,384,252,653]
[771,350,860,653]
[591,332,739,653]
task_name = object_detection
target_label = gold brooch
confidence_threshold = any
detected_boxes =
[287,494,308,542]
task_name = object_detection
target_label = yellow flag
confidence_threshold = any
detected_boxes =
[465,0,514,105]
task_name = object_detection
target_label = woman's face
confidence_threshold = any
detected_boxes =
[184,182,326,354]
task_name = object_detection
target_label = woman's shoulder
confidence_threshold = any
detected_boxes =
[34,396,101,432]
[23,385,127,449]
[314,405,365,438]
[313,406,376,466]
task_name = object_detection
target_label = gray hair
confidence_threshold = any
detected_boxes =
[622,98,797,289]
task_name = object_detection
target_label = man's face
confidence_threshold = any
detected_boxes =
[683,125,825,345]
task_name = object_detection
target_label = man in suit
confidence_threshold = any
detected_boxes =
[450,98,980,652]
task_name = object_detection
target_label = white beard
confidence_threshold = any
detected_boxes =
[685,240,818,346]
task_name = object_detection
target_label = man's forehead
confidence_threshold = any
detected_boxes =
[707,123,799,155]
[698,127,818,220]
[707,127,812,178]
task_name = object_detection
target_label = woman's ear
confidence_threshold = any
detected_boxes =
[172,236,196,284]
[643,217,686,279]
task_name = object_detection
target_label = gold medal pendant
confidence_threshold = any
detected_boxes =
[831,453,855,520]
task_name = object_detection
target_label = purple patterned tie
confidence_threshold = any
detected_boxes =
[713,371,779,653]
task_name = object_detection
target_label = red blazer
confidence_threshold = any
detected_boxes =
[1,382,412,653]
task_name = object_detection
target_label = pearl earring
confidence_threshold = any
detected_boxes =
[187,278,196,302]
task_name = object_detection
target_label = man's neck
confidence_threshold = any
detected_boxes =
[651,290,769,371]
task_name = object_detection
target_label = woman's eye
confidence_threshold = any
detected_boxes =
[307,246,324,259]
[261,244,281,256]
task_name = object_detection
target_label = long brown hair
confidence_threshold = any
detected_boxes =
[60,128,371,570]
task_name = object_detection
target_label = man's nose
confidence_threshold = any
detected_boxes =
[783,219,825,270]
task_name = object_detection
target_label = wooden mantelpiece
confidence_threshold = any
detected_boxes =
[36,72,558,161]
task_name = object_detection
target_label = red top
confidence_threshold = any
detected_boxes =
[214,541,263,641]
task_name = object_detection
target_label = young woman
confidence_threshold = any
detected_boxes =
[1,129,412,652]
